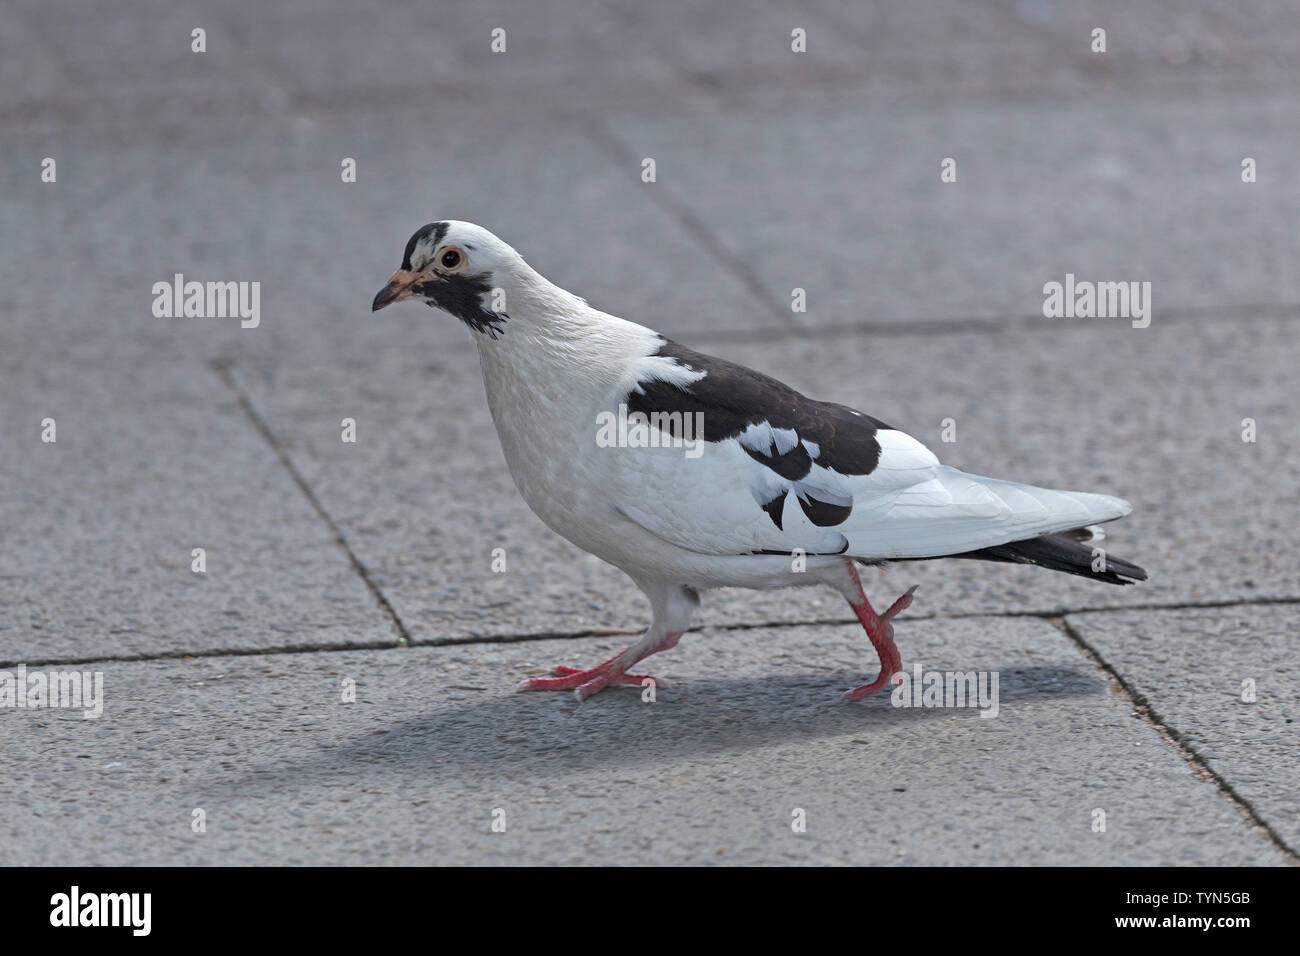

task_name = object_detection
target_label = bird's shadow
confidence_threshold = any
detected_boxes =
[257,665,1100,789]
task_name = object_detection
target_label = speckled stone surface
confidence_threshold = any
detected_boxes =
[2,0,1296,865]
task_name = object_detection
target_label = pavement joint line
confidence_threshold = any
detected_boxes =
[583,118,796,328]
[1054,615,1300,865]
[332,299,1300,365]
[0,638,405,672]
[210,358,414,649]
[7,596,1296,672]
[7,82,1291,141]
[679,300,1300,348]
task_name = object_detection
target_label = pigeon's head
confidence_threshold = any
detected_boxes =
[372,221,523,338]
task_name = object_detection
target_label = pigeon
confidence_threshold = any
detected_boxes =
[372,221,1147,701]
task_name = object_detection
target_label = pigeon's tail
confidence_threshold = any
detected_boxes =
[956,525,1148,585]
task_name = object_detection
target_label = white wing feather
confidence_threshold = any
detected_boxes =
[607,427,1130,560]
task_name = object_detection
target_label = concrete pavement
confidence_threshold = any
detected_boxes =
[1,0,1296,865]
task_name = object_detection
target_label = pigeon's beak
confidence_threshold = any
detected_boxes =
[372,269,418,311]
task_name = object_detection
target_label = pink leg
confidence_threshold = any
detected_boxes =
[840,563,918,701]
[516,632,683,701]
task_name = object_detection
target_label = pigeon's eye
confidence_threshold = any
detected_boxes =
[439,247,464,270]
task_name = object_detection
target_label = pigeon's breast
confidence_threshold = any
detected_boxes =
[474,340,631,552]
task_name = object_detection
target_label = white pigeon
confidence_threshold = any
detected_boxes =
[373,221,1146,701]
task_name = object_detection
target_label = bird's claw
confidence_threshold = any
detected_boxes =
[516,664,666,700]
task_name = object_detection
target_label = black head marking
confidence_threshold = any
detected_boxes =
[401,222,450,271]
[417,270,507,339]
[398,224,507,338]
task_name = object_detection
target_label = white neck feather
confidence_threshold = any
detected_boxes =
[477,265,662,394]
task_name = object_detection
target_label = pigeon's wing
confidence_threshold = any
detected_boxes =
[605,340,1130,560]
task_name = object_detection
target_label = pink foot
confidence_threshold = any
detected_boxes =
[516,663,665,701]
[514,632,682,702]
[552,665,666,687]
[842,585,918,701]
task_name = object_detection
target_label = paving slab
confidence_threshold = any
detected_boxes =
[2,0,683,134]
[0,353,394,663]
[609,94,1300,329]
[3,0,1297,870]
[628,1,1300,112]
[8,2,1300,138]
[1067,603,1300,850]
[0,117,769,379]
[229,311,1299,645]
[0,616,1284,865]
